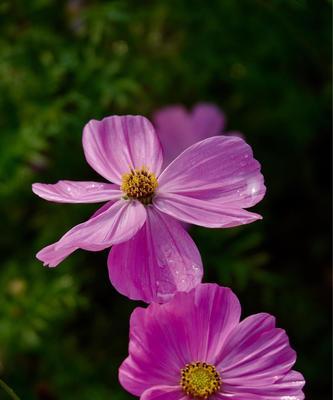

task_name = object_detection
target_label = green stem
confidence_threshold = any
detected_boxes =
[0,378,21,400]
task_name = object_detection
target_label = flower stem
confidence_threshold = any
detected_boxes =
[0,378,21,400]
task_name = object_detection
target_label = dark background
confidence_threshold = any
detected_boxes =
[0,0,331,399]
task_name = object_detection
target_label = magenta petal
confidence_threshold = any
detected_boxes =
[154,193,262,228]
[191,102,225,142]
[221,370,305,399]
[158,136,265,209]
[141,386,186,400]
[36,200,146,267]
[215,393,259,399]
[32,181,121,203]
[108,207,203,303]
[119,306,185,396]
[167,284,241,363]
[218,313,297,387]
[36,243,78,268]
[83,115,163,184]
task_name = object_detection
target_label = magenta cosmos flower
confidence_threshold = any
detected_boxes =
[153,103,243,167]
[119,283,305,400]
[33,115,265,303]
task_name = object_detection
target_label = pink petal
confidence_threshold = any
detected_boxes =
[153,103,225,168]
[141,386,186,400]
[119,307,185,396]
[32,181,121,203]
[191,102,225,142]
[108,207,202,303]
[118,284,240,396]
[83,115,163,184]
[158,136,265,209]
[221,370,305,399]
[217,313,297,387]
[154,193,262,228]
[171,284,241,363]
[215,393,259,399]
[153,106,194,166]
[36,243,78,269]
[36,200,146,267]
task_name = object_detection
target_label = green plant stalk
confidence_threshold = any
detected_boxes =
[0,378,21,400]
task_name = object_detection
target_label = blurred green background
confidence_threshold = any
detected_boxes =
[0,0,331,399]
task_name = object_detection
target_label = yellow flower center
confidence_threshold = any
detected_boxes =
[180,362,221,399]
[121,167,158,204]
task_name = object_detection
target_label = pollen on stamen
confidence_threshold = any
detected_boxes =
[180,361,221,399]
[121,167,158,204]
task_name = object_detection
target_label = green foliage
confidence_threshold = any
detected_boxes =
[0,0,331,399]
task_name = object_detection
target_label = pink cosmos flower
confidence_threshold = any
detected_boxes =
[119,283,305,400]
[32,115,265,303]
[153,103,243,167]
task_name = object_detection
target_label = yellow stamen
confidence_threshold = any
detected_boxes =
[180,362,221,399]
[121,167,158,204]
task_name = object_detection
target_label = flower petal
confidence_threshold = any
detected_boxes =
[83,115,163,184]
[141,386,186,400]
[217,313,297,387]
[32,181,121,203]
[171,284,241,364]
[154,193,262,228]
[119,307,185,396]
[191,102,225,142]
[215,393,258,399]
[153,105,194,166]
[36,200,146,267]
[158,136,265,209]
[108,207,202,303]
[220,370,305,399]
[153,103,225,168]
[118,284,240,396]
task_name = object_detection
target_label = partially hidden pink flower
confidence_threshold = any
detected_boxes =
[33,115,265,303]
[153,103,243,167]
[119,283,305,400]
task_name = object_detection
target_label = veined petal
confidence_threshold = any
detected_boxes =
[36,200,146,267]
[158,136,265,209]
[217,313,297,387]
[168,284,242,364]
[108,206,203,303]
[154,193,262,228]
[119,306,185,396]
[221,370,305,399]
[141,386,186,400]
[83,115,163,184]
[32,181,121,203]
[215,393,259,399]
[36,243,79,269]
